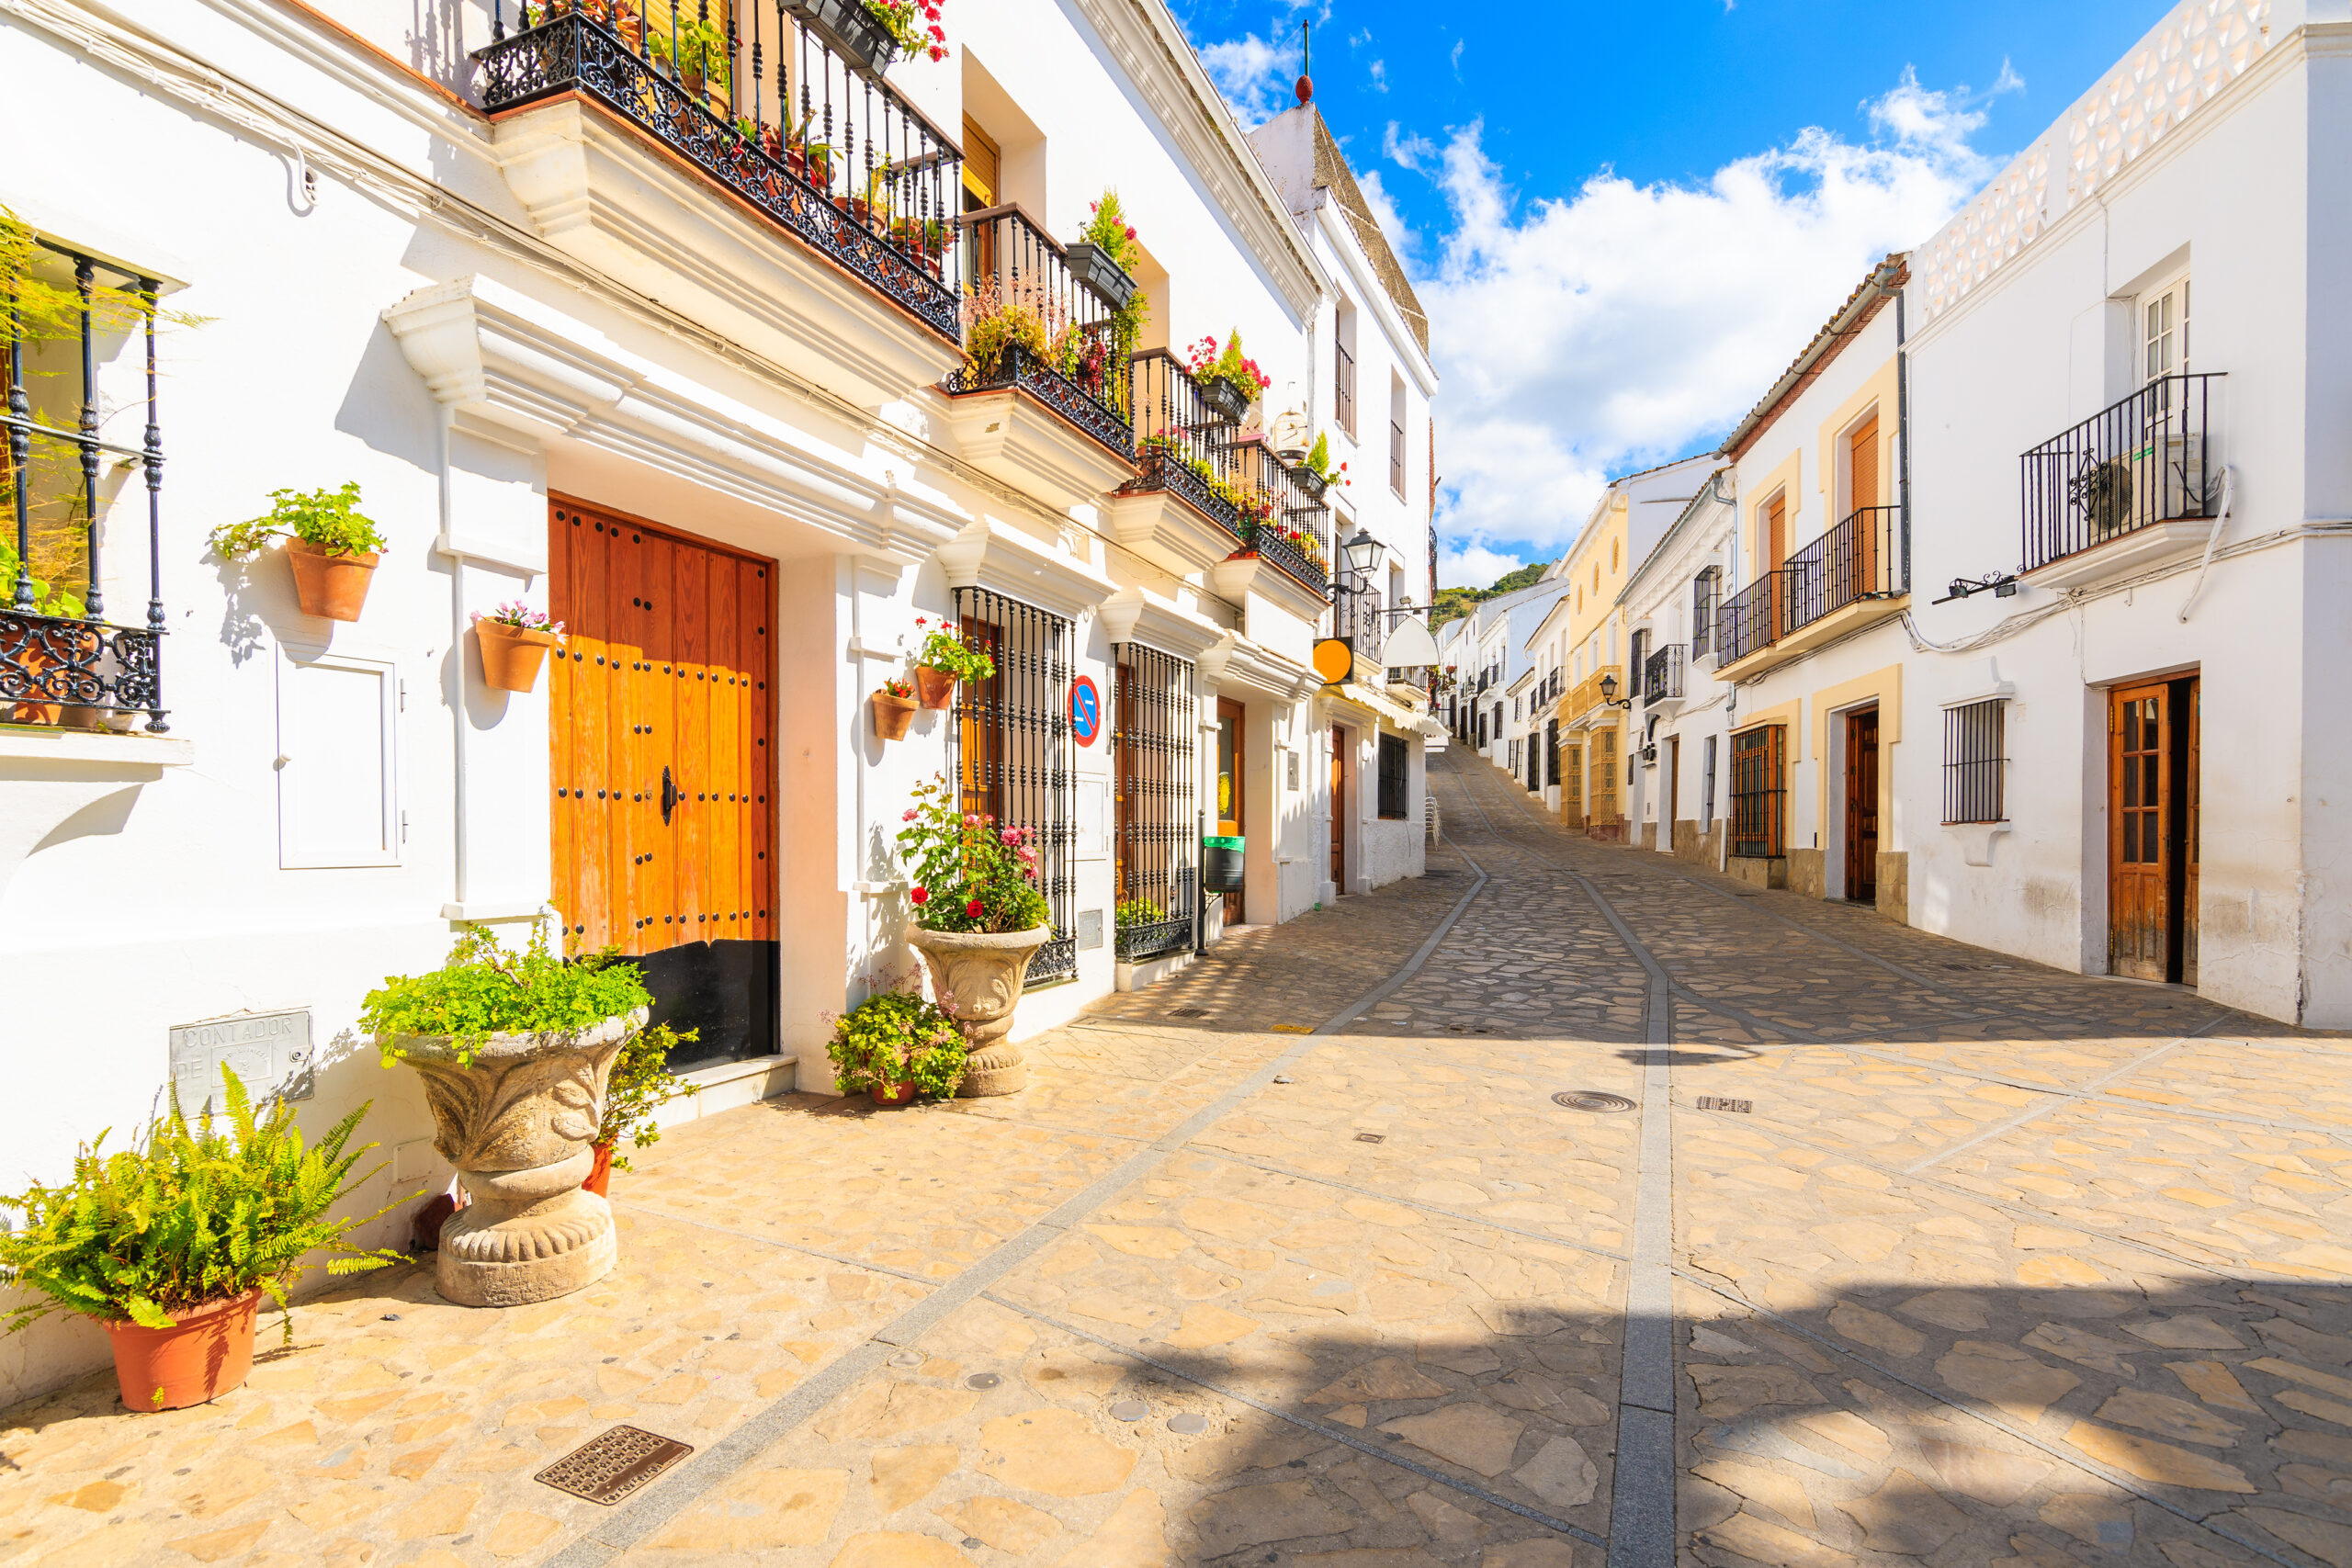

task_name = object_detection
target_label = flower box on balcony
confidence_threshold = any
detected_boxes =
[785,0,899,75]
[1064,242,1138,311]
[1197,378,1249,426]
[1296,467,1329,502]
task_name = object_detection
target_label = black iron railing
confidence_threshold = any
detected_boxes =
[1783,504,1904,634]
[1718,572,1776,665]
[946,586,1075,987]
[944,205,1132,460]
[1113,642,1196,964]
[2021,372,2222,571]
[1232,438,1329,592]
[474,4,962,339]
[1125,350,1243,536]
[1643,643,1682,705]
[4,246,167,731]
[1729,725,1784,858]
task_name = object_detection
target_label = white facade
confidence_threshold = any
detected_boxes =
[0,0,1430,1401]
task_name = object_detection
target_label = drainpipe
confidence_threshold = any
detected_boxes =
[440,403,469,909]
[1894,276,1911,594]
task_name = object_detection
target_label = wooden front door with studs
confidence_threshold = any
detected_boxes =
[2109,675,2200,984]
[549,497,778,1068]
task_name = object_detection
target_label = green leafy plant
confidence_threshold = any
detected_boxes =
[359,926,651,1069]
[896,774,1051,934]
[1114,898,1166,929]
[910,615,995,683]
[1078,190,1152,419]
[649,17,732,92]
[0,1067,408,1347]
[0,536,84,619]
[1303,433,1349,490]
[208,482,387,562]
[825,990,966,1099]
[1183,332,1272,404]
[959,276,1061,381]
[595,1022,699,1172]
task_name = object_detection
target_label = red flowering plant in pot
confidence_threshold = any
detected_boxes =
[893,775,1051,1096]
[910,616,994,711]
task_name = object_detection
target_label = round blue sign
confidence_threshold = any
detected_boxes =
[1070,675,1102,746]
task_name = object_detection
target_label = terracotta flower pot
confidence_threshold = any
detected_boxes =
[287,539,379,622]
[907,924,1050,1097]
[390,1009,641,1308]
[581,1141,615,1197]
[912,665,956,710]
[102,1289,263,1411]
[869,1080,916,1106]
[477,619,559,694]
[872,689,917,741]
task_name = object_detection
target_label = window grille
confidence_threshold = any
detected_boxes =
[948,586,1075,986]
[1376,733,1407,819]
[1691,567,1718,657]
[1335,339,1356,436]
[1545,718,1560,786]
[1627,630,1648,698]
[1729,726,1785,858]
[1942,699,2007,825]
[1701,734,1718,825]
[4,244,168,729]
[1112,643,1196,961]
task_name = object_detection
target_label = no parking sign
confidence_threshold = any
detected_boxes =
[1069,675,1102,746]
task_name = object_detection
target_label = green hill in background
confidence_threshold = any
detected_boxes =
[1430,563,1544,631]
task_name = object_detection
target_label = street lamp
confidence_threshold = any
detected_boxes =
[1598,671,1634,711]
[1340,526,1382,576]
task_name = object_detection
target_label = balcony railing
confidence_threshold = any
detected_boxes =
[1125,350,1243,536]
[1340,581,1384,666]
[474,3,963,339]
[1719,573,1775,665]
[1642,643,1682,705]
[944,205,1132,461]
[1783,504,1903,634]
[2021,372,2222,572]
[1566,664,1622,720]
[1231,437,1329,593]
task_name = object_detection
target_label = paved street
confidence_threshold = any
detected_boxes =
[6,750,2352,1568]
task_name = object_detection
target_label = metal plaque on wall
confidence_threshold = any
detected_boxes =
[169,1009,315,1112]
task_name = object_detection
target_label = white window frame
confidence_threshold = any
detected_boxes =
[2142,271,2190,385]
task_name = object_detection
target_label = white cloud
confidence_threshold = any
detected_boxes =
[1418,74,1997,566]
[1200,34,1288,128]
[1441,541,1527,589]
[1369,60,1387,93]
[1383,120,1435,171]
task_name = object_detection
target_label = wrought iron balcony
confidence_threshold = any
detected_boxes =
[1230,438,1329,593]
[1642,642,1683,706]
[1719,573,1776,665]
[2021,372,2222,572]
[1125,350,1244,536]
[473,1,963,340]
[943,205,1133,461]
[1782,504,1903,635]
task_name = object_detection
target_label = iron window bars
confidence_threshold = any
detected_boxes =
[1334,338,1355,437]
[944,206,1133,461]
[1942,699,2007,825]
[1124,350,1243,536]
[1690,565,1718,657]
[474,2,963,340]
[1643,642,1683,706]
[1545,718,1560,787]
[1229,438,1329,593]
[1729,725,1785,859]
[1112,642,1196,963]
[1376,732,1408,818]
[1700,733,1717,827]
[2021,372,2221,573]
[1388,416,1405,496]
[3,245,166,731]
[947,586,1076,986]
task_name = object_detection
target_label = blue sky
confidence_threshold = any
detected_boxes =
[1168,0,2173,587]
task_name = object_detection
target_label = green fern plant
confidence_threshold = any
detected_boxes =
[0,1068,408,1341]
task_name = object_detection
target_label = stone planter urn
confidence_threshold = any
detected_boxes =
[394,1009,642,1307]
[907,925,1048,1097]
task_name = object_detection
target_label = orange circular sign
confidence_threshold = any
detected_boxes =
[1311,637,1354,684]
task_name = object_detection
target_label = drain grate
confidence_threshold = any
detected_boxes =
[536,1426,693,1506]
[1354,1133,1386,1144]
[1553,1090,1636,1114]
[1695,1096,1753,1114]
[1169,1006,1209,1018]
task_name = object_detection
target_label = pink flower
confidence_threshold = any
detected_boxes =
[902,808,918,821]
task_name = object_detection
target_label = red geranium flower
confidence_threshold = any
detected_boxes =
[965,897,984,918]
[910,886,929,905]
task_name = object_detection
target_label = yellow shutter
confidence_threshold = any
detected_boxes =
[962,117,1000,207]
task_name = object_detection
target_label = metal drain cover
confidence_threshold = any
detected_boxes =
[536,1426,693,1506]
[1354,1133,1386,1144]
[1553,1090,1636,1114]
[1695,1096,1753,1114]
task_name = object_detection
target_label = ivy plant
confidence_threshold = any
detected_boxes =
[209,482,388,561]
[359,926,651,1069]
[826,991,967,1099]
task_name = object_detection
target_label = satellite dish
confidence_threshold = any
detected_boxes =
[1381,616,1442,669]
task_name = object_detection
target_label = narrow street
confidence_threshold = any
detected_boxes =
[6,751,2349,1568]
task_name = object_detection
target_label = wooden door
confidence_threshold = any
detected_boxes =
[1849,415,1880,594]
[1593,727,1619,825]
[1216,697,1244,923]
[1844,708,1880,903]
[1566,742,1584,825]
[1664,735,1679,849]
[2109,682,2171,980]
[2182,677,2199,985]
[549,497,776,1068]
[1329,724,1347,892]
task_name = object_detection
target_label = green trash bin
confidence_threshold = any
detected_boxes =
[1203,835,1246,893]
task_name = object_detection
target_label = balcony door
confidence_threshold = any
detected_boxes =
[2109,676,2200,984]
[1848,414,1880,598]
[1762,491,1788,639]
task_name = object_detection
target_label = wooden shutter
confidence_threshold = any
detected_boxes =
[963,117,1000,207]
[1849,416,1880,513]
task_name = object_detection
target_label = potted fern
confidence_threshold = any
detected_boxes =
[909,615,994,709]
[208,482,388,623]
[825,989,967,1104]
[0,1068,405,1411]
[360,928,649,1308]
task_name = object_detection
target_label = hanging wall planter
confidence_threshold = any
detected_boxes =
[475,614,563,694]
[786,0,899,75]
[286,540,379,622]
[1197,377,1249,426]
[873,683,918,740]
[1066,243,1138,311]
[209,484,389,625]
[912,665,956,710]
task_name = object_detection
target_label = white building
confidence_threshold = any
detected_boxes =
[1619,470,1736,860]
[0,0,1430,1400]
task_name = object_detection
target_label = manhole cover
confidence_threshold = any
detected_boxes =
[965,1372,1001,1391]
[1110,1399,1148,1421]
[1553,1090,1635,1114]
[1695,1096,1753,1114]
[1353,1133,1385,1144]
[535,1426,693,1505]
[1169,1413,1208,1434]
[1170,1007,1208,1018]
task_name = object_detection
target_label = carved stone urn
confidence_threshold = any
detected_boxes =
[394,1009,642,1307]
[907,925,1048,1097]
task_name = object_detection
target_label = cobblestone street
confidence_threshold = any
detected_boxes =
[6,750,2351,1568]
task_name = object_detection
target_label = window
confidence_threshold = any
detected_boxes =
[1701,733,1718,826]
[1545,719,1560,786]
[1376,733,1408,818]
[1611,539,1621,572]
[1729,726,1786,858]
[1512,695,1521,720]
[949,586,1075,986]
[1389,374,1407,496]
[1627,629,1648,699]
[2143,277,2189,383]
[1113,643,1197,960]
[1335,300,1358,436]
[1691,567,1719,657]
[1508,738,1520,771]
[1942,699,2007,824]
